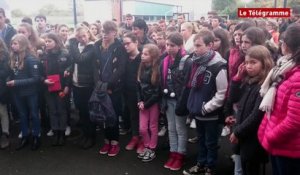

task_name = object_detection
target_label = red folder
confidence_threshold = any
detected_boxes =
[47,74,61,92]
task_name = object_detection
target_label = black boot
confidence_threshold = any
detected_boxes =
[81,137,95,150]
[58,130,65,146]
[52,130,59,146]
[31,136,40,151]
[16,136,29,150]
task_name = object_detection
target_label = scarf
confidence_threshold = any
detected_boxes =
[259,54,295,119]
[188,50,215,88]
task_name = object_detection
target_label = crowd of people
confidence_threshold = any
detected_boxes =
[0,7,300,175]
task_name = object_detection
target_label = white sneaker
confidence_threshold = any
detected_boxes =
[65,126,71,136]
[158,126,167,137]
[221,126,231,136]
[47,130,54,137]
[190,119,196,129]
[138,148,148,159]
[186,118,191,125]
[18,132,22,139]
[142,149,156,162]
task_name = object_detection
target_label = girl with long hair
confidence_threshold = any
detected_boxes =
[137,44,160,162]
[228,45,273,175]
[7,34,41,151]
[41,33,71,146]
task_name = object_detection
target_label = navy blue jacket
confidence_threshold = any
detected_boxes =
[2,24,16,47]
[94,38,127,92]
[8,54,40,96]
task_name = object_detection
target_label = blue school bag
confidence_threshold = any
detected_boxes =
[88,81,117,127]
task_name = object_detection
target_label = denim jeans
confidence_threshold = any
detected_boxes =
[271,155,300,175]
[234,154,243,175]
[196,119,221,169]
[166,99,187,154]
[13,94,40,137]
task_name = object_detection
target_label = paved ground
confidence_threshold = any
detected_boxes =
[0,117,271,175]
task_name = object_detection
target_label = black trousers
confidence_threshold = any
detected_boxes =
[73,86,95,139]
[104,90,122,141]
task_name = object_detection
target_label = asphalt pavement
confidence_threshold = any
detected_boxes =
[0,117,271,175]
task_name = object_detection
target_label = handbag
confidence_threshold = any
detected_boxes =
[47,74,62,92]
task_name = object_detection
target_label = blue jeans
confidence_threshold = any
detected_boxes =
[13,94,40,137]
[196,119,221,169]
[271,155,300,175]
[166,99,187,154]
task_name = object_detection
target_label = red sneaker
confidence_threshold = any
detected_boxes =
[136,140,144,154]
[108,144,120,157]
[125,136,139,150]
[99,143,110,154]
[163,152,176,169]
[170,153,185,171]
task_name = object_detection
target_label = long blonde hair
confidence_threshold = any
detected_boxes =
[75,26,96,42]
[137,44,160,86]
[9,34,34,70]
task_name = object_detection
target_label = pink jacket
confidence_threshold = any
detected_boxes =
[258,66,300,158]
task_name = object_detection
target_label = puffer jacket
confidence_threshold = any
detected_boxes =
[258,66,300,158]
[8,54,40,96]
[67,38,97,87]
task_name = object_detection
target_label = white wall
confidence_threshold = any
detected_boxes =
[83,0,112,23]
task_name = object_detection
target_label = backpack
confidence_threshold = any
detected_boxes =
[88,82,117,127]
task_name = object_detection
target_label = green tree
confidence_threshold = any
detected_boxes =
[38,4,60,16]
[11,9,25,17]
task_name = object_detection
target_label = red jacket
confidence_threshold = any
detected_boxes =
[258,66,300,158]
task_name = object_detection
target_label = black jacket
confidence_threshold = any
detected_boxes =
[0,52,10,103]
[8,54,40,97]
[2,24,16,47]
[67,38,97,87]
[124,53,141,91]
[40,49,71,91]
[137,66,160,109]
[230,80,268,163]
[94,38,127,92]
[160,51,190,100]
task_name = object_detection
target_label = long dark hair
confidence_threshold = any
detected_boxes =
[43,33,65,52]
[283,23,300,65]
[213,28,230,59]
